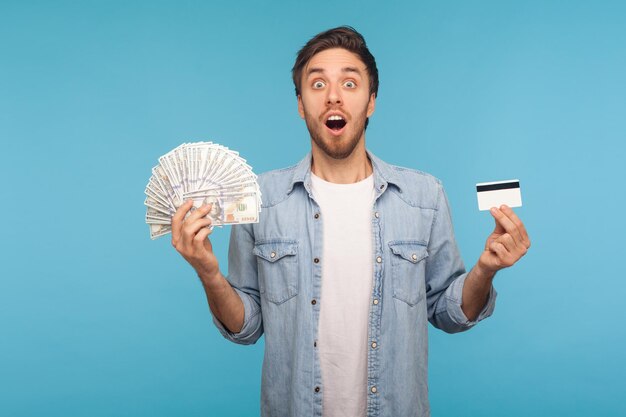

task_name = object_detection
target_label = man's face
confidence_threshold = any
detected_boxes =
[298,48,376,160]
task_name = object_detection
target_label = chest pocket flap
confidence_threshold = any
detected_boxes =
[253,240,299,304]
[389,241,429,264]
[253,240,298,262]
[388,241,429,306]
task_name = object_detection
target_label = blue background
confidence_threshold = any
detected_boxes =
[1,1,625,416]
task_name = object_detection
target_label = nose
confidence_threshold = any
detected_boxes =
[326,83,342,106]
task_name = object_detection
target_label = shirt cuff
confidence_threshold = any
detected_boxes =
[443,272,497,328]
[212,287,263,345]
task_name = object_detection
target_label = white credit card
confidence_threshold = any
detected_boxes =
[476,179,522,211]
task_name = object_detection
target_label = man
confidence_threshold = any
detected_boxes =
[171,26,530,417]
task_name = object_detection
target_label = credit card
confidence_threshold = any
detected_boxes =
[476,179,522,211]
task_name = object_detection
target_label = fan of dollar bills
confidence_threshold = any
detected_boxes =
[144,141,262,240]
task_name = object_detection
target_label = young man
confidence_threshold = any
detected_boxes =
[171,26,530,417]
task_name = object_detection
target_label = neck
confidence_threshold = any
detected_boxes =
[310,140,372,184]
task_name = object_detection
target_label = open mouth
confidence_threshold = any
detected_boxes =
[325,115,347,132]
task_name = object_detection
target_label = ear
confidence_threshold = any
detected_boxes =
[297,95,305,119]
[366,93,376,117]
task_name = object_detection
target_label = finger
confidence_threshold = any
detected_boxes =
[172,200,194,246]
[184,203,214,224]
[181,217,214,246]
[499,205,531,248]
[490,206,523,243]
[489,241,512,268]
[177,204,213,249]
[495,233,517,253]
[489,208,506,235]
[193,226,213,251]
[497,232,529,261]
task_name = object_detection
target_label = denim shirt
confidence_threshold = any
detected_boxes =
[213,150,497,417]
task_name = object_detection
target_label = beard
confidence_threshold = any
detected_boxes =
[303,105,369,160]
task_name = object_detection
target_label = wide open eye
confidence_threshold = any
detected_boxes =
[313,81,326,89]
[344,80,356,88]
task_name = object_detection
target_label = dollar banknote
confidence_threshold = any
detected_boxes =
[144,141,262,240]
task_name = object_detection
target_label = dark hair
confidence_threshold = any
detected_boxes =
[292,26,379,98]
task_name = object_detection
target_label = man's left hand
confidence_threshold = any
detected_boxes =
[478,205,531,275]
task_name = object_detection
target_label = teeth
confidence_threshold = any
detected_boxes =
[327,115,344,121]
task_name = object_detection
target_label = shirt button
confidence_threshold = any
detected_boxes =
[379,184,385,190]
[373,299,379,305]
[411,253,417,261]
[314,257,320,264]
[371,386,377,393]
[371,341,377,349]
[311,299,317,305]
[376,256,382,263]
[374,211,380,218]
[314,213,320,219]
[270,251,276,258]
[314,340,317,347]
[315,386,320,393]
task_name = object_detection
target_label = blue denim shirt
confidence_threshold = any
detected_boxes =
[213,150,497,417]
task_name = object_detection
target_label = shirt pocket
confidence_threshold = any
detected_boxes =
[388,241,429,306]
[253,239,299,305]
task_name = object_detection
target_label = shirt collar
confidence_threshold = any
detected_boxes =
[286,149,403,196]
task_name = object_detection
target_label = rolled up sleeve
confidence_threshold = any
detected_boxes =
[212,223,264,344]
[426,183,497,333]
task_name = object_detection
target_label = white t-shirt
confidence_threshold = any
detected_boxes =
[311,172,375,417]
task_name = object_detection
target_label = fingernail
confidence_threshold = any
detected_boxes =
[490,207,498,214]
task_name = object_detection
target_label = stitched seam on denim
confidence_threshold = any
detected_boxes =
[262,183,304,208]
[443,294,461,304]
[258,163,299,207]
[388,239,428,246]
[391,165,442,182]
[385,187,439,209]
[392,292,425,306]
[435,306,472,327]
[383,164,441,208]
[429,183,443,232]
[387,187,438,209]
[254,238,298,245]
[244,305,262,326]
[240,222,255,240]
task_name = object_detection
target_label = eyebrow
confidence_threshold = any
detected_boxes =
[306,66,363,77]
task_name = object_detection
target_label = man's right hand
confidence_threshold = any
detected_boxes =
[171,200,220,285]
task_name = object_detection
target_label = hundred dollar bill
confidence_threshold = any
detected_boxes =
[152,165,181,209]
[183,181,259,199]
[145,141,261,239]
[145,183,171,209]
[150,223,172,240]
[145,205,173,221]
[188,192,261,226]
[144,196,174,216]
